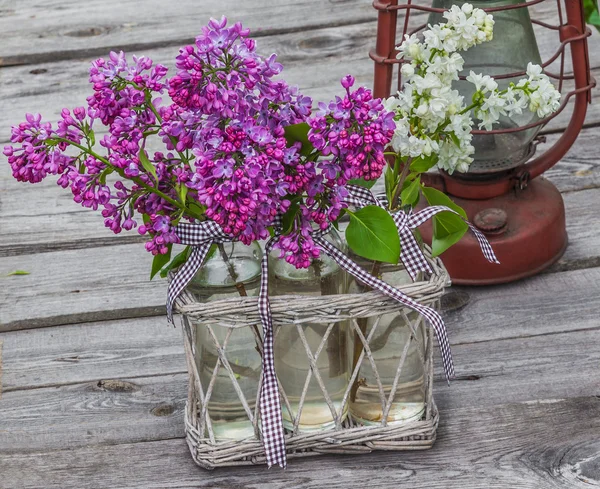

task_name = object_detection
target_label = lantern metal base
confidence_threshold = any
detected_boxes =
[418,177,567,285]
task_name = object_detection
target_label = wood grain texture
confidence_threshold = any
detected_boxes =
[1,324,599,452]
[1,396,598,488]
[0,373,187,453]
[0,316,183,391]
[0,243,165,331]
[2,188,600,333]
[0,22,379,142]
[2,129,600,257]
[0,15,597,144]
[1,0,590,68]
[0,0,376,66]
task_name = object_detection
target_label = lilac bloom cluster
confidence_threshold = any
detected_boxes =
[4,17,395,270]
[163,17,313,244]
[308,75,395,183]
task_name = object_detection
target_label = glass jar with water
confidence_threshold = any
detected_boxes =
[186,242,263,441]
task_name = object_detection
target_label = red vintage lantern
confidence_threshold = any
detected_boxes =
[372,0,595,284]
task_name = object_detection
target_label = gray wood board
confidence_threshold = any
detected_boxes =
[0,396,598,488]
[0,18,597,144]
[0,0,376,66]
[0,0,586,66]
[2,186,600,332]
[0,316,183,391]
[1,324,599,453]
[0,23,380,142]
[1,266,599,389]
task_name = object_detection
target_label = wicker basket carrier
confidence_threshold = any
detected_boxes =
[174,247,449,469]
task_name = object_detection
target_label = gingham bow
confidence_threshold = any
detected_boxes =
[166,217,458,469]
[344,185,500,280]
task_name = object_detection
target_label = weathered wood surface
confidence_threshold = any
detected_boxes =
[1,319,599,452]
[1,397,599,489]
[2,187,599,331]
[1,124,598,258]
[2,265,599,391]
[0,0,376,67]
[0,6,598,143]
[1,1,600,488]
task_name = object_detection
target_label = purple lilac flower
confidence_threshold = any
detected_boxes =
[308,77,395,184]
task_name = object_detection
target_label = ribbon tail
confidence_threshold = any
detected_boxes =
[409,205,500,265]
[166,242,212,323]
[257,238,287,469]
[398,226,433,280]
[315,237,455,381]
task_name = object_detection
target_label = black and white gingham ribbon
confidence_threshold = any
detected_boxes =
[166,214,465,468]
[344,185,500,280]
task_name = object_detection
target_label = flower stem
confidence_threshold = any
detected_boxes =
[216,242,263,355]
[390,157,412,210]
[350,259,382,402]
[53,137,204,221]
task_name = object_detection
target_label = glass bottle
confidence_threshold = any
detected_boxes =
[429,0,543,174]
[186,241,263,441]
[269,229,351,432]
[349,260,427,426]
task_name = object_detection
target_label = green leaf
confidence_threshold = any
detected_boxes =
[138,148,157,181]
[410,154,438,173]
[421,186,467,218]
[345,206,400,264]
[142,213,151,225]
[151,244,172,279]
[421,186,468,256]
[430,213,469,257]
[7,270,30,276]
[159,246,191,278]
[283,122,314,156]
[449,132,462,148]
[178,184,188,205]
[348,178,377,189]
[400,177,421,207]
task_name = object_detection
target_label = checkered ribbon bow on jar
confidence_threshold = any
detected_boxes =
[166,194,499,468]
[344,185,500,281]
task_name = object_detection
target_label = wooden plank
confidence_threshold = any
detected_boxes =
[0,373,187,453]
[1,324,599,452]
[0,396,598,488]
[0,316,183,391]
[2,208,600,331]
[0,22,378,142]
[1,118,599,256]
[1,20,598,144]
[1,265,600,389]
[0,0,376,66]
[444,263,600,344]
[0,243,165,331]
[0,0,595,68]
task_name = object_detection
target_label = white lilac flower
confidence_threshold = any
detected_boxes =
[504,87,528,115]
[401,63,415,78]
[398,34,423,61]
[476,91,507,130]
[466,71,498,93]
[526,62,544,79]
[386,4,560,174]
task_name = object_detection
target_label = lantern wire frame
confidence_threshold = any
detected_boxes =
[370,0,596,183]
[371,0,595,136]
